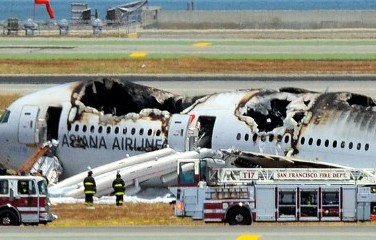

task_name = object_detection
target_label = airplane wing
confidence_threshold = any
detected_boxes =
[223,149,351,169]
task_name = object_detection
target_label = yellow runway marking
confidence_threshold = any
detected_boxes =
[236,234,262,240]
[130,52,148,57]
[193,42,212,47]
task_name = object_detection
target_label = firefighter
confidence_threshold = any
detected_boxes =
[112,172,125,206]
[83,171,96,206]
[18,180,29,194]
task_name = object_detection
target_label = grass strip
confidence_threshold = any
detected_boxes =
[1,39,376,47]
[1,53,376,60]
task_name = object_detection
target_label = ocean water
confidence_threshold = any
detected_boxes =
[1,0,376,20]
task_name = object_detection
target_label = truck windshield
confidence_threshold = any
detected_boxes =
[37,180,47,195]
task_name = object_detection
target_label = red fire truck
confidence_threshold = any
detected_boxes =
[170,159,376,225]
[0,175,54,226]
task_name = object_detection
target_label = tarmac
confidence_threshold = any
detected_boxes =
[1,225,376,240]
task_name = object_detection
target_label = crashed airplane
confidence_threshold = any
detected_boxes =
[0,78,375,196]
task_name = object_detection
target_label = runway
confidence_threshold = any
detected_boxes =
[0,75,376,97]
[0,74,375,97]
[3,41,376,55]
[1,38,376,60]
[2,225,376,240]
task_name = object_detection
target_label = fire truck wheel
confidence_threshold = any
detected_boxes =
[0,209,20,226]
[226,207,252,225]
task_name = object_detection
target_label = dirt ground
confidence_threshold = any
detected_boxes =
[48,202,376,227]
[49,202,205,226]
[1,59,376,74]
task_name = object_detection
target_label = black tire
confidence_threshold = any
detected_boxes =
[0,209,20,226]
[226,207,252,225]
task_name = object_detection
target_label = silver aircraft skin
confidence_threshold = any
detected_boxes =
[0,78,375,183]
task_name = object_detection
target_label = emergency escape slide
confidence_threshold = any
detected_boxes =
[49,148,221,198]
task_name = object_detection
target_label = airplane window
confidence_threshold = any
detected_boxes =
[115,127,119,134]
[131,128,136,135]
[252,134,257,142]
[0,110,10,123]
[75,124,79,132]
[316,139,321,146]
[82,125,87,133]
[261,135,266,142]
[148,129,152,136]
[277,135,282,142]
[284,135,289,144]
[123,128,127,135]
[365,143,369,151]
[300,137,305,145]
[324,140,329,147]
[332,140,337,148]
[139,128,144,135]
[341,141,345,148]
[98,126,103,134]
[106,126,111,134]
[236,133,241,141]
[67,124,72,131]
[269,135,274,142]
[244,134,249,141]
[349,142,353,150]
[90,126,95,133]
[357,143,361,150]
[156,130,161,136]
[308,138,313,145]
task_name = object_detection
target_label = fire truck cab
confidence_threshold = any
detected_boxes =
[169,159,376,225]
[0,175,54,226]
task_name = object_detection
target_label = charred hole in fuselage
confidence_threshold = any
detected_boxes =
[77,78,195,116]
[346,93,376,108]
[245,99,289,132]
[279,87,316,94]
[292,111,305,123]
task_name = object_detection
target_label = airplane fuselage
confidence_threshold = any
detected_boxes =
[185,88,376,168]
[0,79,376,181]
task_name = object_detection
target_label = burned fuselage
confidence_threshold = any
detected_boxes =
[63,78,200,152]
[239,88,376,153]
[185,87,376,168]
[2,78,376,180]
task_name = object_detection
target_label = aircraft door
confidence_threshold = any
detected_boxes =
[46,107,62,141]
[168,114,191,151]
[197,116,216,148]
[18,105,39,144]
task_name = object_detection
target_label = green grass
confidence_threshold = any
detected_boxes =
[1,52,376,60]
[1,38,376,46]
[1,38,376,60]
[0,39,198,46]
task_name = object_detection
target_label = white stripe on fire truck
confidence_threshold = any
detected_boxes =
[17,207,43,211]
[204,209,226,214]
[204,218,223,222]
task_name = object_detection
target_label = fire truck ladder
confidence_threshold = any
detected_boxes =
[15,144,50,175]
[209,168,376,186]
